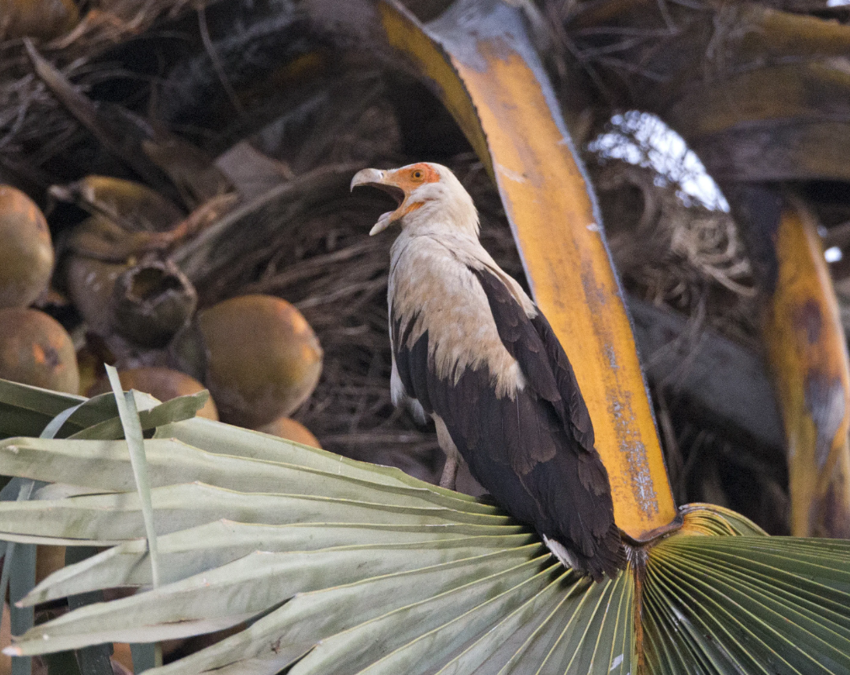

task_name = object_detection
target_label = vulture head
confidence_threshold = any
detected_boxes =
[351,162,478,237]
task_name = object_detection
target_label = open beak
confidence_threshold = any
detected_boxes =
[350,168,408,236]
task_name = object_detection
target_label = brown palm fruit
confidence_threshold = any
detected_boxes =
[0,0,78,40]
[87,367,218,421]
[75,340,111,398]
[195,295,322,427]
[36,545,66,585]
[112,643,134,675]
[65,253,128,333]
[1,603,10,674]
[61,176,186,332]
[0,308,79,394]
[0,186,54,309]
[257,416,322,448]
[111,260,197,347]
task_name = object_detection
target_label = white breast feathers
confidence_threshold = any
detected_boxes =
[389,231,533,399]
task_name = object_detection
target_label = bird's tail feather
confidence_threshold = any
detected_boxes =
[544,521,626,582]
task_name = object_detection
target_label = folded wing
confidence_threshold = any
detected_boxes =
[392,264,625,580]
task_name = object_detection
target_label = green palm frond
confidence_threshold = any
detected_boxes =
[646,535,850,674]
[0,377,209,443]
[1,379,849,674]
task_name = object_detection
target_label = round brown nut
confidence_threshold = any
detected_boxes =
[2,0,78,42]
[111,260,197,347]
[198,295,322,427]
[65,254,127,333]
[0,186,54,309]
[0,308,79,394]
[257,416,322,448]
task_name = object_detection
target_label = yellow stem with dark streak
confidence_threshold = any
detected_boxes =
[764,202,850,537]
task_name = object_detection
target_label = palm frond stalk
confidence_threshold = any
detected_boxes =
[724,186,850,537]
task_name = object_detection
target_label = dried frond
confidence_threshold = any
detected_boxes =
[592,159,757,344]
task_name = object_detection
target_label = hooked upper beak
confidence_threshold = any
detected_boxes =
[351,168,407,236]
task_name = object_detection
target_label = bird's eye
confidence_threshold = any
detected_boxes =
[412,170,423,179]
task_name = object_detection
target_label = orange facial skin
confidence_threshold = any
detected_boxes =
[389,163,441,189]
[384,163,440,221]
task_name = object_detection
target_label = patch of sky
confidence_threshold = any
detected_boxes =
[827,0,850,7]
[588,110,730,212]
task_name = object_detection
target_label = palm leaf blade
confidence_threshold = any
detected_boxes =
[0,381,203,442]
[498,574,602,674]
[0,482,513,546]
[537,570,631,675]
[0,437,496,512]
[433,573,568,674]
[150,553,550,674]
[0,381,85,439]
[23,523,531,605]
[290,558,554,675]
[12,545,543,655]
[154,419,477,502]
[646,535,850,674]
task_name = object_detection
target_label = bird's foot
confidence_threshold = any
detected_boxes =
[438,456,459,490]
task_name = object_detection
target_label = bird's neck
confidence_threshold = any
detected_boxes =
[399,200,480,239]
[390,228,484,271]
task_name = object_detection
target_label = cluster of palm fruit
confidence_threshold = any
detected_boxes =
[0,186,78,395]
[0,177,323,448]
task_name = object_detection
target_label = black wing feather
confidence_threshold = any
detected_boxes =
[472,270,562,405]
[530,311,596,455]
[472,268,595,453]
[393,315,433,414]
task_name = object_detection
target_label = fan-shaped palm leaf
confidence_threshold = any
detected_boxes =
[0,381,849,674]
